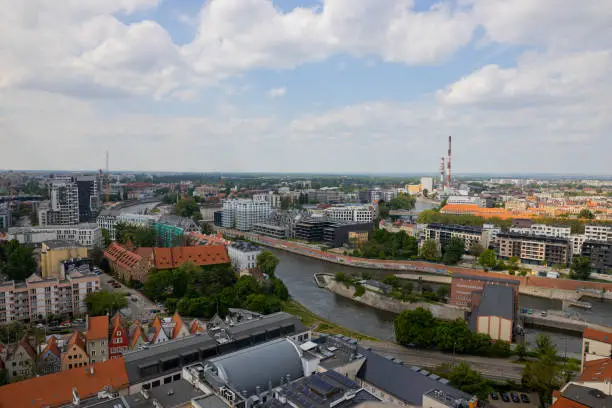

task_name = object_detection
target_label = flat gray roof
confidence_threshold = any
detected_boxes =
[478,284,514,321]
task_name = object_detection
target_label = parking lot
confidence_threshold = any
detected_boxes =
[98,272,160,321]
[488,392,539,408]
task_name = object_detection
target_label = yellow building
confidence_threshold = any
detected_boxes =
[406,184,421,195]
[41,241,88,278]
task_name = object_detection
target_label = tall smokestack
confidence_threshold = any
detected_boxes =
[446,136,452,188]
[440,157,445,187]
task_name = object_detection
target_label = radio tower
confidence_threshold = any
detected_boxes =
[446,136,452,188]
[105,151,110,203]
[439,157,445,188]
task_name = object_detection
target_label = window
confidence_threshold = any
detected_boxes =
[91,350,96,356]
[585,342,590,353]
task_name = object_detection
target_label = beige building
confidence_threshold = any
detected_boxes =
[5,336,37,382]
[40,240,88,278]
[497,232,572,265]
[472,285,514,343]
[86,315,109,364]
[61,330,89,371]
[0,272,100,324]
[582,328,612,371]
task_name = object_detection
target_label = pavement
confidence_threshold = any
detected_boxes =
[98,272,159,322]
[359,339,524,382]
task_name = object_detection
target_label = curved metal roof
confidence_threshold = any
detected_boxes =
[210,338,303,396]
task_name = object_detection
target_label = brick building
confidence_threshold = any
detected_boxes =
[450,274,519,311]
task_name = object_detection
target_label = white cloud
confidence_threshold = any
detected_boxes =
[267,87,286,98]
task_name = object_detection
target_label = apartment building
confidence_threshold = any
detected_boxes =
[323,205,375,223]
[8,223,102,248]
[420,177,433,193]
[222,199,272,231]
[96,208,121,240]
[153,215,200,247]
[86,315,109,364]
[509,223,571,238]
[0,203,11,231]
[39,178,80,225]
[4,336,37,382]
[571,234,587,255]
[581,240,612,273]
[424,223,489,251]
[585,225,612,242]
[0,271,100,324]
[497,232,572,265]
[117,213,159,228]
[61,330,88,371]
[447,196,486,207]
[253,192,281,208]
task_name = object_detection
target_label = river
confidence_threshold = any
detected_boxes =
[118,201,160,215]
[271,247,612,355]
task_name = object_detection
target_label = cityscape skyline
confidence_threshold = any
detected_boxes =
[1,0,611,173]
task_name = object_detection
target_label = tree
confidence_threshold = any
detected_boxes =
[377,200,390,219]
[422,188,429,198]
[420,239,440,261]
[516,341,527,361]
[388,194,416,210]
[89,246,104,267]
[469,243,484,258]
[257,251,280,277]
[569,256,591,280]
[448,362,493,400]
[394,307,437,347]
[0,240,36,281]
[535,334,557,358]
[578,209,594,219]
[442,237,465,265]
[478,249,497,270]
[435,286,449,300]
[85,291,128,316]
[101,228,112,248]
[383,275,399,287]
[201,222,214,235]
[175,197,200,219]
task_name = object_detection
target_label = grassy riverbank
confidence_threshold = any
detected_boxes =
[282,299,378,341]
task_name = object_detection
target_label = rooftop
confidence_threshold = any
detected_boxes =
[0,358,128,408]
[477,284,514,320]
[230,241,261,252]
[87,315,109,341]
[580,358,612,382]
[426,223,483,234]
[558,384,612,408]
[583,327,612,345]
[43,240,83,249]
[153,245,229,270]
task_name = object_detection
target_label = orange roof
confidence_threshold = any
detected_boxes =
[189,319,205,334]
[0,358,128,408]
[584,327,612,344]
[67,330,86,352]
[171,312,185,339]
[104,242,143,269]
[111,313,125,331]
[86,316,109,341]
[551,397,589,408]
[130,326,145,349]
[42,336,61,359]
[151,315,162,331]
[153,244,229,270]
[580,358,612,382]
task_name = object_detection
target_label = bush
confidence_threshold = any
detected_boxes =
[353,284,365,297]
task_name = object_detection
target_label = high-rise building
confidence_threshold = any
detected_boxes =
[40,178,79,225]
[76,176,100,222]
[222,199,271,231]
[0,203,11,231]
[420,177,433,193]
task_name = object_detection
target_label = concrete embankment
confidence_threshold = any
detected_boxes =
[521,312,612,335]
[322,276,465,321]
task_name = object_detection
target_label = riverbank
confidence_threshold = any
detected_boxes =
[281,299,377,341]
[322,275,465,320]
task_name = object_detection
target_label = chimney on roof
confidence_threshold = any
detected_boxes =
[90,363,95,375]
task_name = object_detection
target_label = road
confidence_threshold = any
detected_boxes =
[359,339,524,382]
[98,272,158,322]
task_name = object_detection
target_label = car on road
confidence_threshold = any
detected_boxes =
[501,393,510,402]
[511,393,520,403]
[490,393,499,400]
[59,321,71,328]
[540,311,547,317]
[520,394,530,403]
[35,323,45,329]
[527,308,533,314]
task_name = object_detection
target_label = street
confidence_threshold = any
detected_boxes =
[359,339,524,382]
[98,272,159,322]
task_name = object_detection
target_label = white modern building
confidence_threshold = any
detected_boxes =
[585,225,612,242]
[253,192,281,209]
[420,177,433,193]
[509,224,571,238]
[0,271,100,324]
[117,213,160,228]
[222,199,272,231]
[8,223,102,248]
[323,205,375,223]
[570,234,587,255]
[227,241,262,272]
[447,195,486,207]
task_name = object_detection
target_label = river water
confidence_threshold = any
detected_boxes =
[272,247,612,355]
[118,201,160,215]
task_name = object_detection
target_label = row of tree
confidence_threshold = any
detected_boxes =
[0,240,37,281]
[394,308,512,357]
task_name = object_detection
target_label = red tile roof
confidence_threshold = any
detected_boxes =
[189,319,205,334]
[130,325,146,349]
[153,244,229,270]
[584,327,612,345]
[0,358,128,408]
[86,316,109,341]
[67,330,86,352]
[104,242,143,269]
[551,397,589,408]
[171,312,185,339]
[580,358,612,382]
[42,336,61,359]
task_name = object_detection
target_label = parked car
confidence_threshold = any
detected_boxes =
[520,394,530,403]
[527,309,533,315]
[501,393,510,402]
[35,323,45,329]
[511,393,520,403]
[541,311,547,317]
[490,393,499,400]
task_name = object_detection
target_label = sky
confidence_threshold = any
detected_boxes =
[0,0,611,175]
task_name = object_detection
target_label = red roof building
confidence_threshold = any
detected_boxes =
[109,314,129,359]
[104,243,154,283]
[153,244,229,270]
